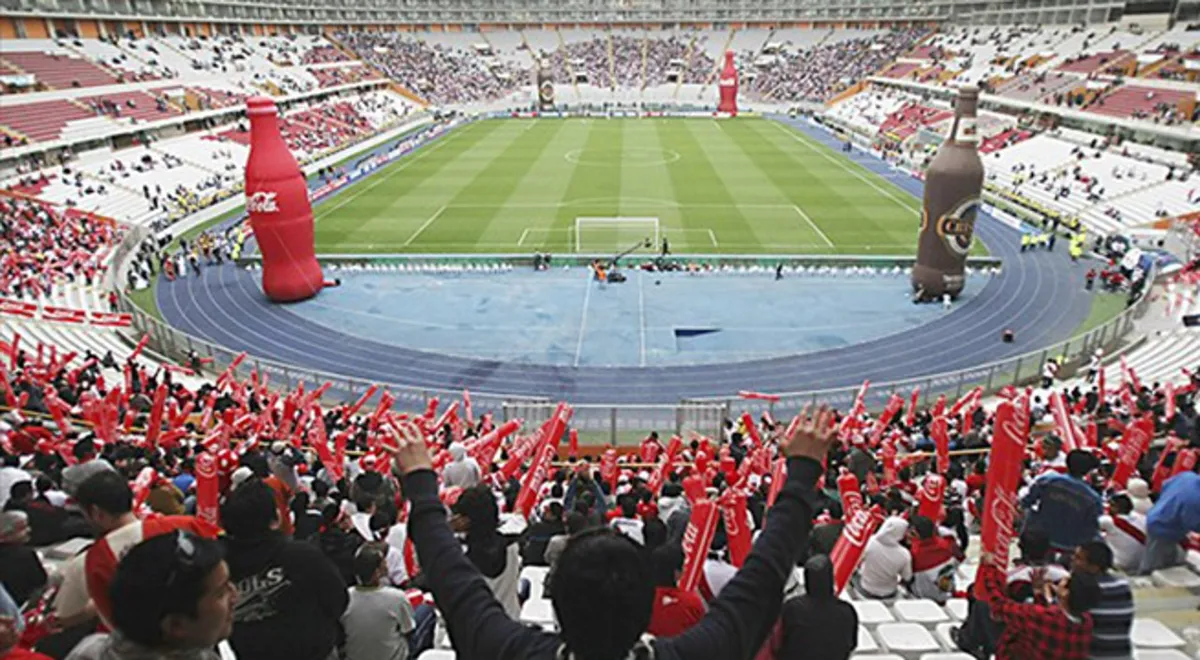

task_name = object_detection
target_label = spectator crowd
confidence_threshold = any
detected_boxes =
[0,311,1195,660]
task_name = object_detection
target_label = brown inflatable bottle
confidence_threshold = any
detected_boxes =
[911,86,984,300]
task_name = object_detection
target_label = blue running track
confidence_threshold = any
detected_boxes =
[157,117,1094,405]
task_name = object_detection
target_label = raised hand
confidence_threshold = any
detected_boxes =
[781,405,838,462]
[383,419,434,476]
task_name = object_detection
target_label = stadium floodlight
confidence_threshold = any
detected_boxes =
[574,217,661,253]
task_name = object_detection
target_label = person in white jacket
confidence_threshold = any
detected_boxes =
[441,443,481,489]
[1127,478,1153,516]
[1100,493,1147,573]
[857,516,912,599]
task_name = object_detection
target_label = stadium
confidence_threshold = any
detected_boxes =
[1,1,1200,659]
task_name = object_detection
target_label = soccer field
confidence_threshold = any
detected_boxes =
[312,117,946,255]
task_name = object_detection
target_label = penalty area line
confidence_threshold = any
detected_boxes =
[403,205,447,246]
[792,205,834,247]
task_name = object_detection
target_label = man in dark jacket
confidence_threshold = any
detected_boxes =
[779,555,857,659]
[385,406,838,660]
[522,501,566,566]
[221,479,348,660]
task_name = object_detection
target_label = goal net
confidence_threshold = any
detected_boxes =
[574,217,661,254]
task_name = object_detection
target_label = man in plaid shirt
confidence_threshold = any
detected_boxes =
[977,552,1103,660]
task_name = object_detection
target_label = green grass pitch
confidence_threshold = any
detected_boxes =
[312,117,967,256]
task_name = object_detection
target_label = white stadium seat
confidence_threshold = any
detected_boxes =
[1131,618,1186,650]
[1150,566,1200,590]
[875,623,941,658]
[892,599,950,624]
[858,626,881,653]
[943,599,968,621]
[853,600,897,625]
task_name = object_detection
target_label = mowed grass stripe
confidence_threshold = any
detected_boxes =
[747,120,922,221]
[733,120,913,249]
[657,120,755,248]
[476,121,592,250]
[412,119,565,249]
[312,117,972,256]
[618,119,679,245]
[683,120,827,250]
[559,120,624,248]
[315,121,507,248]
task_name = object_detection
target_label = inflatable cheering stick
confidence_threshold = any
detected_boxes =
[244,96,324,303]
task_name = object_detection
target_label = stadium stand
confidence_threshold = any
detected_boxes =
[0,16,1199,660]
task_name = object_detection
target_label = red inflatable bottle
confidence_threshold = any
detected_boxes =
[244,96,324,303]
[717,50,738,116]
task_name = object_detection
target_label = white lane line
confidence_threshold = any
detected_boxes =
[518,228,530,246]
[573,275,593,368]
[792,205,834,247]
[638,272,647,367]
[402,205,447,246]
[708,229,718,247]
[313,126,469,224]
[770,121,920,217]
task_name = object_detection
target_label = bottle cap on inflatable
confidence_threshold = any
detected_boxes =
[244,96,324,303]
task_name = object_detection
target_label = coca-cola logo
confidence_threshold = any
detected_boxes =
[196,451,217,479]
[719,78,736,87]
[246,191,279,214]
[722,499,743,538]
[840,508,874,547]
[986,491,1019,566]
[842,490,864,516]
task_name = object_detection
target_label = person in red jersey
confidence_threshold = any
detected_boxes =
[647,545,705,638]
[976,550,1102,660]
[908,514,961,604]
[75,471,219,629]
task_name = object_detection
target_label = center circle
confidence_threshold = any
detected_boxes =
[564,148,681,167]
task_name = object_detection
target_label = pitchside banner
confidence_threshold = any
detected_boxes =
[537,67,555,111]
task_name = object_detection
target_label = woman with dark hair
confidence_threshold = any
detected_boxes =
[452,483,522,618]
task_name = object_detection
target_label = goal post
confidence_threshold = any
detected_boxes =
[574,217,661,253]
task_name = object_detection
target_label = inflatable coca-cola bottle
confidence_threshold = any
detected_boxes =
[912,86,984,299]
[244,96,324,303]
[717,50,738,116]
